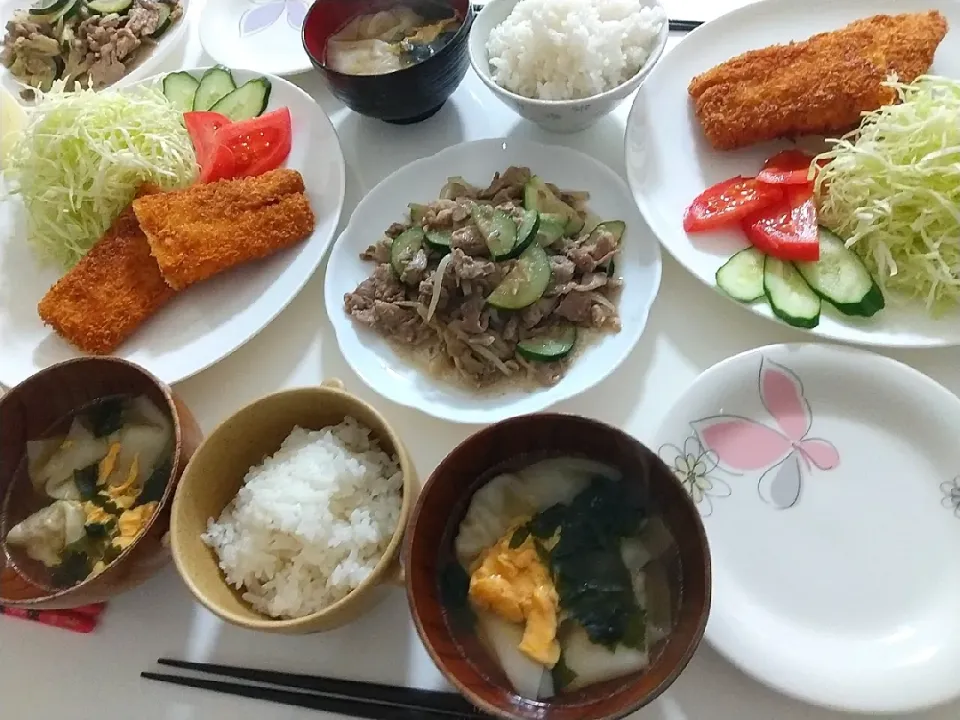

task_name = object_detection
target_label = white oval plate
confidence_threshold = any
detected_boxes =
[625,0,960,348]
[653,343,960,713]
[0,0,192,99]
[325,138,662,424]
[0,68,345,387]
[200,0,312,77]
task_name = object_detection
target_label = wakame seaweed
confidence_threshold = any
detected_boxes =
[89,397,125,438]
[51,543,92,587]
[73,463,99,500]
[137,452,172,506]
[439,560,475,628]
[517,476,648,649]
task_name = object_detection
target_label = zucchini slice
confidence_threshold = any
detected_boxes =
[536,213,567,247]
[390,227,424,281]
[424,229,452,254]
[523,176,583,236]
[517,325,577,362]
[763,256,821,329]
[148,3,172,38]
[85,0,133,14]
[487,244,552,310]
[716,247,765,302]
[470,203,517,261]
[794,227,885,317]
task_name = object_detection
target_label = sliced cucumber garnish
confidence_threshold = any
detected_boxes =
[508,209,540,259]
[29,0,76,22]
[193,66,235,111]
[523,176,583,236]
[764,256,821,329]
[390,227,424,281]
[148,3,172,38]
[471,203,517,260]
[487,244,552,310]
[517,325,577,362]
[716,247,765,302]
[425,229,452,253]
[795,228,885,318]
[210,77,271,121]
[537,213,567,247]
[408,203,430,225]
[85,0,132,14]
[162,71,199,113]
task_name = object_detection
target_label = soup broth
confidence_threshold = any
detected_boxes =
[2,394,173,589]
[325,3,463,76]
[439,456,681,700]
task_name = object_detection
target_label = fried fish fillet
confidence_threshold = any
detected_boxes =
[688,11,949,151]
[132,168,316,291]
[38,186,174,355]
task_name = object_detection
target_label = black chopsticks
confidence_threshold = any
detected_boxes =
[469,3,704,33]
[142,658,490,720]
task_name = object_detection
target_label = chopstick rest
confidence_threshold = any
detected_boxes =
[0,604,105,634]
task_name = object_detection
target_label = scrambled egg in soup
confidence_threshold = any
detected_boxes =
[468,524,560,667]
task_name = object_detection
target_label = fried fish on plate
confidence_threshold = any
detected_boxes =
[688,10,949,151]
[37,186,175,355]
[132,168,317,291]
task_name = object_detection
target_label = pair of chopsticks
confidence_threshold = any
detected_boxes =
[0,603,106,634]
[143,659,491,719]
[468,4,704,33]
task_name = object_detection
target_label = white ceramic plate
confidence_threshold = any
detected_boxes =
[199,0,312,77]
[0,67,345,387]
[0,0,192,100]
[653,343,960,713]
[325,138,662,424]
[625,0,960,348]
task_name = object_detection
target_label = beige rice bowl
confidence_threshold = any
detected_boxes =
[486,0,666,101]
[202,418,403,619]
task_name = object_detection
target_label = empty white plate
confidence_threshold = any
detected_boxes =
[199,0,313,77]
[653,343,960,713]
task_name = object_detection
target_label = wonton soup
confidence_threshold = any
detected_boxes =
[325,2,464,76]
[440,457,680,699]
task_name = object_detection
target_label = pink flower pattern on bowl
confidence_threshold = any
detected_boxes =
[240,0,308,37]
[661,357,841,513]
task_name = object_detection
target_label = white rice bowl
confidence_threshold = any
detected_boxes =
[486,0,666,101]
[202,418,403,619]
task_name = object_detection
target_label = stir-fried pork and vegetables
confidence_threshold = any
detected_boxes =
[343,166,626,388]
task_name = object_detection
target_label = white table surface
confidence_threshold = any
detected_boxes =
[3,2,960,719]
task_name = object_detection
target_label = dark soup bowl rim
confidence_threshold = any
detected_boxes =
[0,356,187,606]
[403,412,712,720]
[301,0,475,79]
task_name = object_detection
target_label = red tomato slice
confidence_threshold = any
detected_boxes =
[210,107,292,180]
[757,150,817,185]
[742,184,819,262]
[184,111,234,182]
[683,176,783,233]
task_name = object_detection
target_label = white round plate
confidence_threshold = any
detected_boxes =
[0,67,345,387]
[200,0,312,77]
[325,138,662,424]
[653,343,960,713]
[625,0,960,348]
[0,0,192,99]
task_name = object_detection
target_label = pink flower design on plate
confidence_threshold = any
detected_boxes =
[240,0,309,37]
[691,357,840,510]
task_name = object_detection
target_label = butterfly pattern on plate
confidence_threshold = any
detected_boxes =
[687,356,841,511]
[239,0,309,37]
[941,476,960,518]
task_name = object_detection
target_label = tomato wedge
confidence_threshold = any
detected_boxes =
[210,107,292,180]
[757,150,818,185]
[184,111,234,183]
[683,176,783,233]
[742,184,819,261]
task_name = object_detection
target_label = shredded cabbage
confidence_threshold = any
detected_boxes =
[3,83,197,269]
[815,75,960,314]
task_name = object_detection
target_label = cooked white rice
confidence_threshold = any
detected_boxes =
[202,418,403,619]
[486,0,666,101]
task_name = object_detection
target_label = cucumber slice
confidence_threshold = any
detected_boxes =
[517,325,577,362]
[193,66,236,112]
[209,77,272,121]
[508,209,539,259]
[763,256,821,329]
[795,228,885,317]
[605,259,616,277]
[162,71,199,113]
[522,177,584,236]
[425,229,452,253]
[148,3,172,38]
[85,0,132,14]
[408,203,430,225]
[390,227,424,280]
[487,244,552,310]
[716,248,765,302]
[470,203,517,260]
[590,220,626,244]
[29,0,69,16]
[536,213,567,247]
